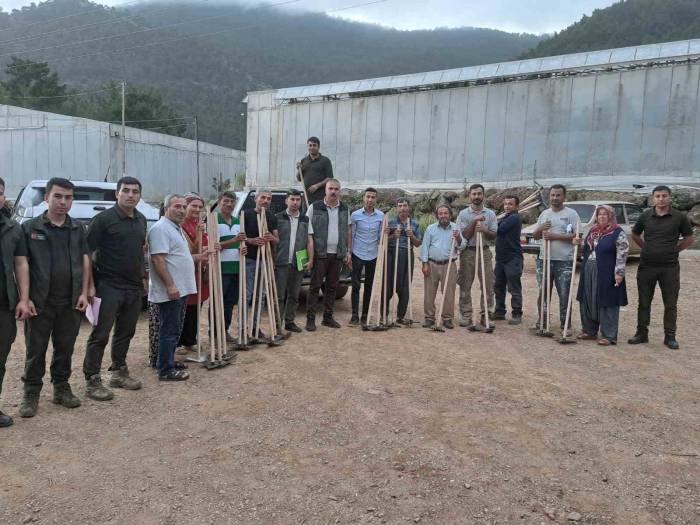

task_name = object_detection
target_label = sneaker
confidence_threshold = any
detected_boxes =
[109,366,142,390]
[492,313,506,321]
[322,316,341,328]
[0,410,13,427]
[305,316,316,332]
[458,318,471,327]
[348,315,360,327]
[508,316,522,325]
[85,374,114,401]
[175,347,188,356]
[397,318,411,326]
[443,319,454,329]
[663,335,680,350]
[52,383,81,409]
[285,322,302,333]
[422,319,435,328]
[19,393,39,418]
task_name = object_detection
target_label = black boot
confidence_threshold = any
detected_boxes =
[0,410,13,427]
[663,334,680,350]
[322,314,341,328]
[305,315,316,332]
[628,332,649,345]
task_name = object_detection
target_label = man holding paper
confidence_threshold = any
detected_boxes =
[275,189,312,333]
[83,176,147,401]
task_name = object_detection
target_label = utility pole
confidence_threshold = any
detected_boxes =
[121,80,126,175]
[194,115,200,194]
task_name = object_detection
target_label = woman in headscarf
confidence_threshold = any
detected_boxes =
[177,193,210,352]
[575,205,629,345]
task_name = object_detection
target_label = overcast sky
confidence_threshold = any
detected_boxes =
[0,0,618,34]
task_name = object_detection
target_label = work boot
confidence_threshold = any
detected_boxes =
[305,315,316,332]
[85,374,114,401]
[663,335,680,350]
[285,322,302,333]
[422,319,435,328]
[443,319,454,329]
[348,315,360,326]
[322,315,341,328]
[19,392,39,418]
[0,410,13,427]
[492,313,507,321]
[508,316,522,325]
[52,383,81,409]
[109,366,142,390]
[458,318,471,327]
[628,333,649,345]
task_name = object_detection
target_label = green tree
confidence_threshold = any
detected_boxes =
[1,57,67,112]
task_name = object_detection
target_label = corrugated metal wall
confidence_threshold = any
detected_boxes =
[246,63,700,190]
[0,105,246,200]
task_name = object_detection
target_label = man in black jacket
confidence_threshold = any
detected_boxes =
[19,178,91,418]
[82,176,146,401]
[0,177,35,427]
[275,189,313,333]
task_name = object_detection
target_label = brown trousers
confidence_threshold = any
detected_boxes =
[458,247,495,323]
[423,260,458,321]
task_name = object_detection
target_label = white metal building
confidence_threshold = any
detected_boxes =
[246,39,700,190]
[0,105,246,200]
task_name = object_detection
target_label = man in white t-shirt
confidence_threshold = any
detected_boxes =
[533,184,580,331]
[148,195,209,381]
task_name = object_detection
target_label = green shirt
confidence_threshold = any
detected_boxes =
[217,213,241,274]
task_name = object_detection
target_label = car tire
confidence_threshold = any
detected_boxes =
[334,285,348,300]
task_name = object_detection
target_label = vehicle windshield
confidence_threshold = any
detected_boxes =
[567,204,595,223]
[27,186,116,205]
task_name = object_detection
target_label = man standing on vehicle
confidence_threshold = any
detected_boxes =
[306,179,351,331]
[20,178,91,418]
[628,185,694,350]
[0,177,35,427]
[457,184,498,331]
[82,176,146,401]
[349,188,384,327]
[275,189,312,333]
[494,195,524,325]
[532,184,580,332]
[296,136,334,205]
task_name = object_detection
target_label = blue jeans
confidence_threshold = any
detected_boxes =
[157,297,187,375]
[536,258,573,329]
[221,273,239,332]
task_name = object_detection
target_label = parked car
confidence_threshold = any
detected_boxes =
[11,179,160,228]
[231,189,351,299]
[520,200,642,256]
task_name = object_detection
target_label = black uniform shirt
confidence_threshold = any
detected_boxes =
[632,207,693,266]
[45,223,73,305]
[243,209,278,261]
[300,154,334,205]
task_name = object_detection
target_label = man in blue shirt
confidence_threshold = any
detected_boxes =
[348,188,384,326]
[420,205,466,329]
[386,199,421,324]
[494,195,523,325]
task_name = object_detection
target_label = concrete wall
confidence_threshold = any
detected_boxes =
[0,105,246,200]
[246,63,700,190]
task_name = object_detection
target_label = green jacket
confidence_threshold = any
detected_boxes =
[0,217,23,310]
[23,213,87,312]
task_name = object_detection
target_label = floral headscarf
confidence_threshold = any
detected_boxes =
[587,204,618,251]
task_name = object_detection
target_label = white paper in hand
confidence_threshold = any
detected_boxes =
[86,297,102,326]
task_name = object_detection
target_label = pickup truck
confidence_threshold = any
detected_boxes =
[11,179,160,228]
[231,189,351,299]
[520,200,642,256]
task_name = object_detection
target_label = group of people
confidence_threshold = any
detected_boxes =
[0,138,693,429]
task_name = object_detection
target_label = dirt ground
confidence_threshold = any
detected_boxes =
[0,254,698,525]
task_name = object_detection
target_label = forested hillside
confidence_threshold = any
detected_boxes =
[521,0,700,58]
[0,0,541,148]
